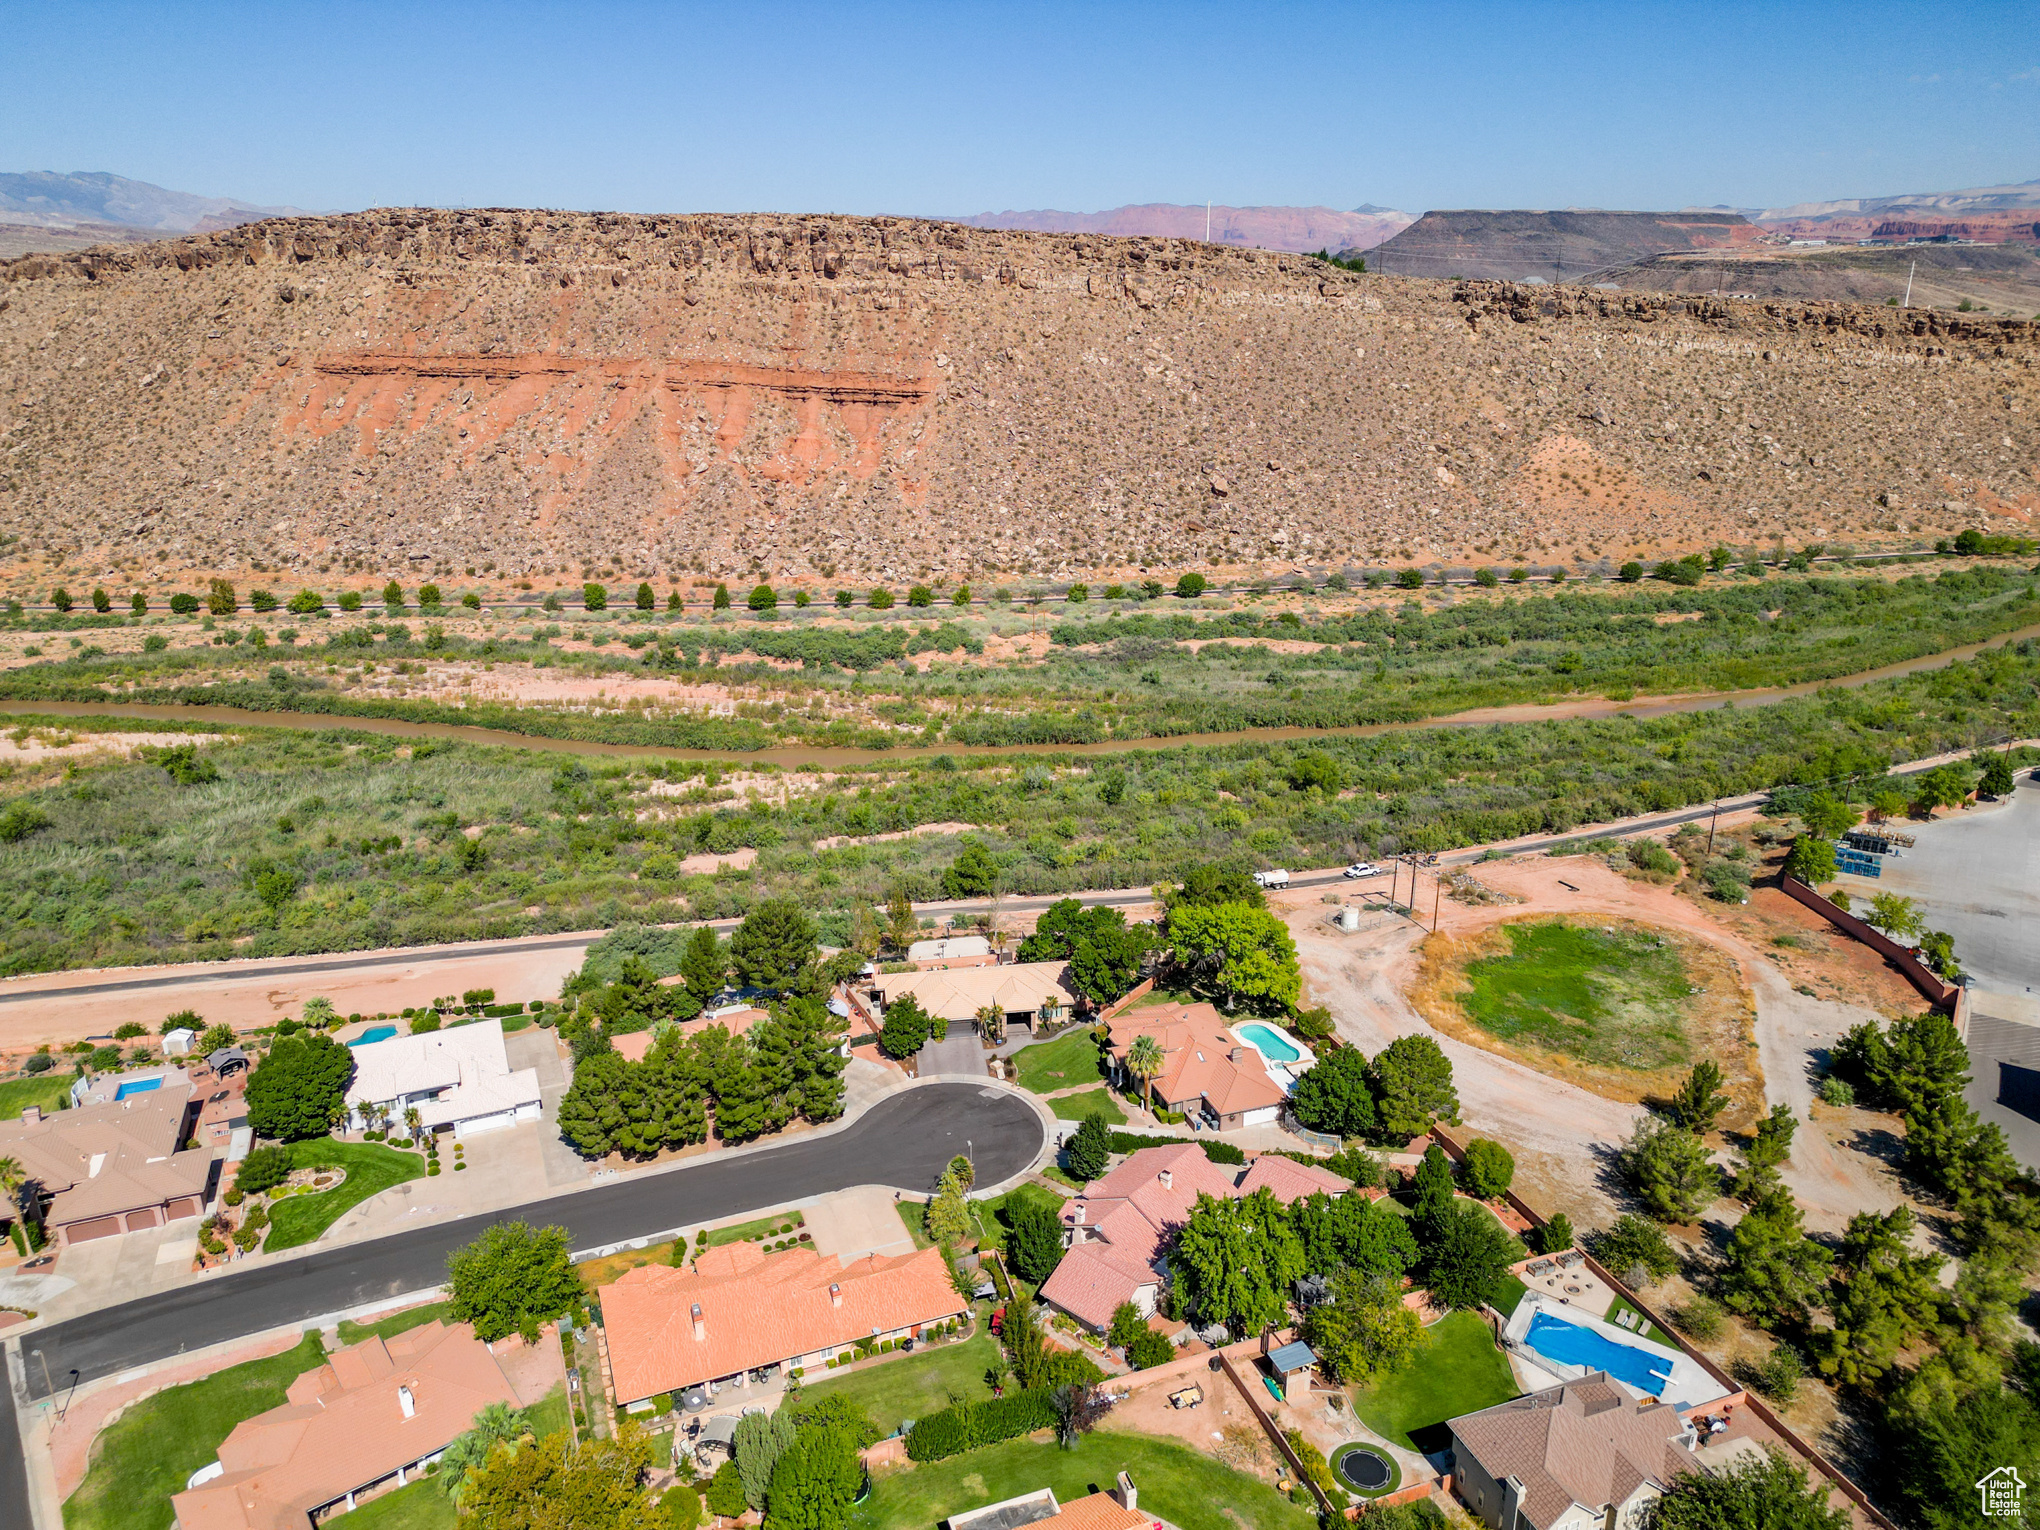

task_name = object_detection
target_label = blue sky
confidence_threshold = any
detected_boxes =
[6,0,2035,217]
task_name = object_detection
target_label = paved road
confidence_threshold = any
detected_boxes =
[16,1081,1041,1401]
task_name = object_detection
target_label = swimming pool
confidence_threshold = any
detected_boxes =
[113,1077,164,1101]
[348,1025,398,1048]
[1523,1310,1674,1395]
[1235,1023,1301,1063]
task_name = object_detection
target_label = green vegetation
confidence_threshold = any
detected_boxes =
[1458,919,1694,1070]
[336,1299,451,1345]
[792,1321,1001,1436]
[328,1479,455,1530]
[850,1431,1314,1530]
[0,1069,73,1120]
[1348,1311,1521,1451]
[703,1210,806,1248]
[1046,1087,1126,1124]
[1012,1031,1106,1094]
[1602,1293,1674,1346]
[261,1138,428,1252]
[62,1332,325,1530]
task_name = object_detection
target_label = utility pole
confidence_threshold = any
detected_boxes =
[1903,261,1915,309]
[1706,798,1721,855]
[1432,870,1442,932]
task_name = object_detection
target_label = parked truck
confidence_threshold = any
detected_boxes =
[1252,868,1290,889]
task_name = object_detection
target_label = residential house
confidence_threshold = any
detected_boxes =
[602,1241,966,1406]
[171,1321,522,1530]
[343,1020,542,1139]
[0,1084,216,1245]
[945,1476,1148,1530]
[1104,1002,1309,1129]
[1039,1142,1348,1331]
[905,934,996,969]
[1448,1373,1700,1530]
[852,961,1077,1036]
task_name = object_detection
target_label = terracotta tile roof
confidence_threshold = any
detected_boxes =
[1106,1003,1286,1118]
[1043,1492,1150,1530]
[872,962,1078,1022]
[0,1085,214,1226]
[1236,1154,1350,1203]
[1449,1374,1694,1529]
[171,1322,520,1530]
[601,1244,966,1403]
[1039,1244,1158,1330]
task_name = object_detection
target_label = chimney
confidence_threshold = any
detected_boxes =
[1073,1203,1086,1224]
[1230,1046,1248,1063]
[690,1302,705,1341]
[1501,1475,1526,1530]
[20,1107,39,1126]
[1158,1168,1172,1190]
[1113,1473,1137,1513]
[398,1385,415,1419]
[829,1283,842,1308]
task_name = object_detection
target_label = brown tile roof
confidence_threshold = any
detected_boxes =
[1043,1492,1149,1530]
[601,1243,967,1404]
[0,1085,214,1226]
[1449,1374,1695,1529]
[1235,1154,1350,1202]
[170,1322,520,1530]
[1105,1003,1285,1118]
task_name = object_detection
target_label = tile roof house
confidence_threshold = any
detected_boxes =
[1103,1003,1291,1129]
[1039,1143,1348,1330]
[343,1019,541,1139]
[602,1241,968,1405]
[946,1476,1149,1530]
[1448,1373,1699,1530]
[860,962,1078,1033]
[171,1321,521,1530]
[0,1084,216,1245]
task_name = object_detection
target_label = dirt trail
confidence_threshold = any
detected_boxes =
[1283,854,1907,1231]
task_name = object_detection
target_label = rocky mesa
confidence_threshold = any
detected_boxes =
[0,208,2035,587]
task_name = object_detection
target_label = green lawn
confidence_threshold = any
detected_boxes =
[795,1324,1001,1436]
[1605,1294,1676,1346]
[1013,1031,1106,1095]
[971,1183,1065,1254]
[894,1201,935,1250]
[853,1430,1314,1530]
[63,1332,325,1530]
[331,1479,455,1530]
[0,1070,74,1120]
[704,1209,805,1248]
[338,1299,451,1346]
[1350,1311,1521,1453]
[1048,1087,1126,1125]
[263,1139,429,1252]
[1492,1276,1528,1319]
[527,1384,571,1440]
[1457,918,1694,1071]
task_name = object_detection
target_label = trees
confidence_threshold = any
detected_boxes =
[712,584,731,610]
[446,1222,586,1343]
[926,1168,970,1247]
[729,899,818,992]
[1165,902,1300,1011]
[1665,1059,1730,1133]
[1290,1191,1417,1282]
[733,1409,796,1511]
[1537,1212,1576,1255]
[1621,1116,1720,1222]
[1123,1034,1164,1112]
[1065,1114,1111,1181]
[1423,1202,1517,1311]
[1910,763,1971,817]
[1018,899,1149,1006]
[245,1034,353,1141]
[1818,1207,1942,1388]
[706,1460,747,1518]
[1976,750,2016,799]
[1782,835,1836,884]
[1175,573,1208,598]
[941,839,1000,899]
[1289,1046,1377,1139]
[1720,1189,1832,1327]
[1863,892,1924,944]
[762,1417,862,1530]
[1303,1268,1422,1384]
[1592,1214,1679,1286]
[1732,1104,1798,1202]
[1641,1446,1849,1530]
[436,1400,529,1501]
[1461,1138,1516,1201]
[1411,1144,1457,1235]
[235,1145,295,1195]
[678,925,727,1001]
[207,578,239,616]
[583,582,609,611]
[1169,864,1264,909]
[1882,1382,2040,1530]
[878,994,932,1060]
[1171,1188,1305,1335]
[1798,792,1858,838]
[1125,1329,1175,1369]
[1284,752,1343,796]
[1367,1035,1459,1140]
[634,582,655,611]
[459,1426,660,1530]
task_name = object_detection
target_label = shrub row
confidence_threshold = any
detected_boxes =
[1104,1131,1246,1166]
[905,1388,1058,1462]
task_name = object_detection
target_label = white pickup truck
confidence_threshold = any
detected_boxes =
[1252,868,1291,889]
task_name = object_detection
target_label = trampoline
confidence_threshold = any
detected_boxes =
[1330,1443,1399,1496]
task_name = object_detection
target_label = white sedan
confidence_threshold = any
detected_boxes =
[1343,861,1382,879]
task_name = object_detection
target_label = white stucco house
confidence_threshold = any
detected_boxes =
[344,1020,542,1139]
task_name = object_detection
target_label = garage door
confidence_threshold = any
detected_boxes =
[64,1217,121,1244]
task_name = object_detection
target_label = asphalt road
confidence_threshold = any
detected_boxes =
[17,1081,1042,1402]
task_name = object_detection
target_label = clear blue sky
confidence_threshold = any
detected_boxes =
[7,0,2035,217]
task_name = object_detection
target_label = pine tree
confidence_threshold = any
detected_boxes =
[1721,1189,1833,1326]
[1065,1114,1111,1181]
[1667,1059,1730,1133]
[1733,1103,1799,1201]
[679,925,727,1001]
[1007,1200,1065,1285]
[927,1169,970,1247]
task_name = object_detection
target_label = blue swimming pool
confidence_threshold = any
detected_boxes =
[1235,1023,1301,1063]
[1523,1311,1674,1395]
[348,1025,398,1048]
[113,1077,164,1101]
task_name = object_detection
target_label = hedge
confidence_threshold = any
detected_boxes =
[1104,1131,1246,1166]
[904,1388,1058,1462]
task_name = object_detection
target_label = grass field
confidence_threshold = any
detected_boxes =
[1047,1087,1126,1125]
[705,1209,805,1247]
[1013,1031,1106,1095]
[794,1323,1001,1436]
[262,1139,428,1252]
[852,1430,1314,1530]
[337,1299,451,1346]
[1350,1311,1522,1452]
[329,1480,454,1530]
[63,1332,325,1530]
[971,1183,1065,1254]
[0,1070,73,1120]
[1493,1276,1528,1319]
[1456,918,1695,1071]
[1605,1293,1676,1347]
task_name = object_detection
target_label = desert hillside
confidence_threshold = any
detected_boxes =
[0,208,2035,587]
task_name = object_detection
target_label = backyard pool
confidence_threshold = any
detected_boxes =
[1523,1310,1674,1395]
[348,1026,398,1048]
[113,1077,164,1101]
[1234,1023,1302,1063]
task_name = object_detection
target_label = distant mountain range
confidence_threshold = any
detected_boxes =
[0,170,314,232]
[952,202,1414,253]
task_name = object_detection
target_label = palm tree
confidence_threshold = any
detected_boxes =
[437,1401,530,1500]
[404,1106,423,1146]
[975,1002,1005,1046]
[1124,1035,1164,1114]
